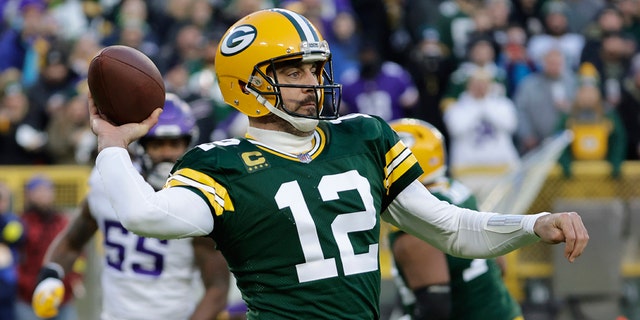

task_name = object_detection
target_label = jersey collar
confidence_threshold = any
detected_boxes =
[246,128,327,163]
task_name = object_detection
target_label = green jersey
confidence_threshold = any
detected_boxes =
[390,177,522,320]
[168,114,423,319]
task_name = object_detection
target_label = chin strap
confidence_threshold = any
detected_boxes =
[247,87,319,132]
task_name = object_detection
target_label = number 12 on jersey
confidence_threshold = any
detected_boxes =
[275,170,379,283]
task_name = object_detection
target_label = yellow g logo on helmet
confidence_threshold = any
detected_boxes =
[390,118,447,184]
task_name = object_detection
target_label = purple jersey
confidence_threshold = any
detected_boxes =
[340,61,418,121]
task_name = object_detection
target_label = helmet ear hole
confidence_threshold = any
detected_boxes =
[239,80,250,94]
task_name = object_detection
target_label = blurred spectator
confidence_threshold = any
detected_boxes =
[145,0,195,48]
[324,10,361,82]
[187,27,223,99]
[444,69,520,193]
[527,0,585,71]
[485,0,512,45]
[164,64,193,102]
[508,0,546,36]
[435,0,482,62]
[402,0,443,41]
[21,41,82,164]
[581,5,634,66]
[67,33,103,79]
[564,0,606,34]
[466,6,502,51]
[580,31,636,108]
[25,40,81,126]
[76,0,104,35]
[157,23,204,78]
[350,0,396,61]
[16,175,81,320]
[405,26,456,145]
[613,0,640,45]
[0,0,56,87]
[116,19,159,60]
[441,37,507,111]
[281,0,354,30]
[498,24,538,98]
[46,86,95,165]
[0,0,10,30]
[383,0,414,62]
[219,0,274,28]
[514,49,577,154]
[557,72,627,179]
[188,0,227,34]
[155,0,225,45]
[340,42,419,121]
[0,68,47,165]
[616,54,640,160]
[47,0,89,41]
[580,5,636,108]
[100,0,160,62]
[0,182,24,320]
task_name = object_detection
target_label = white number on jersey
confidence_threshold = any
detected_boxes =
[275,170,379,283]
[104,219,169,276]
[462,259,489,282]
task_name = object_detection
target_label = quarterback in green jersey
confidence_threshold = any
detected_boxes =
[87,8,588,320]
[388,119,522,320]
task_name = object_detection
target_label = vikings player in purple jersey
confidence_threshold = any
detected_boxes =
[32,94,231,320]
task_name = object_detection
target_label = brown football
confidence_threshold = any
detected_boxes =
[88,45,165,125]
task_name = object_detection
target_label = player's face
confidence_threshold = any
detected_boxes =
[274,61,320,117]
[144,138,189,165]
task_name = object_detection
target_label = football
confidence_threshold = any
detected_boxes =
[88,45,165,125]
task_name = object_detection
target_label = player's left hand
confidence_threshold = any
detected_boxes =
[533,212,589,263]
[88,94,162,152]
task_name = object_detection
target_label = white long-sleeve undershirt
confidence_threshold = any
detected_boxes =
[96,147,212,239]
[383,180,545,258]
[96,147,545,257]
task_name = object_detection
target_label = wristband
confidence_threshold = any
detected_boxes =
[36,262,65,283]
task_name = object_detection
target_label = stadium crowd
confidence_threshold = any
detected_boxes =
[0,0,635,319]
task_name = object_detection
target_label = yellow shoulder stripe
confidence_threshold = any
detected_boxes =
[384,141,418,192]
[165,168,234,216]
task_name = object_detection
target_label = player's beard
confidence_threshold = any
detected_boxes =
[275,96,320,135]
[288,95,319,116]
[254,112,316,136]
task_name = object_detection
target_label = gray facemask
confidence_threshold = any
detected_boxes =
[146,162,174,191]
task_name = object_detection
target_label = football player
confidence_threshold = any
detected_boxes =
[388,118,523,320]
[87,8,587,319]
[31,93,231,320]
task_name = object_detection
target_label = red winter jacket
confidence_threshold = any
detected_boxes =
[17,210,79,304]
